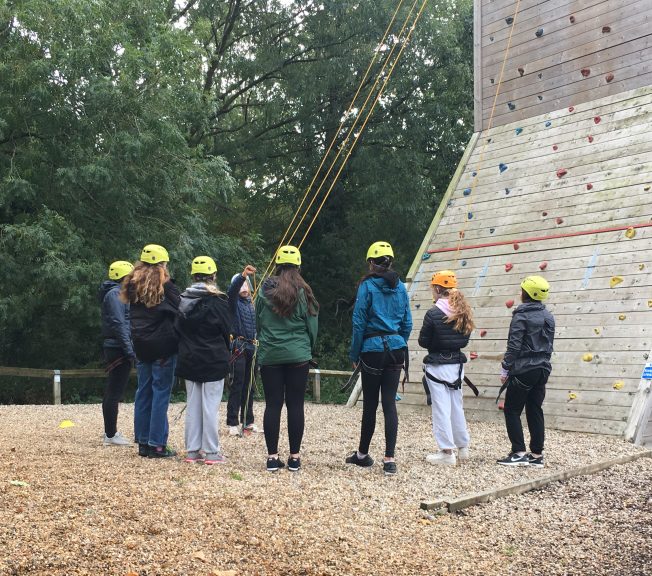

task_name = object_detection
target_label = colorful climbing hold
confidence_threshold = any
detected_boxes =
[618,314,626,321]
[463,188,472,196]
[490,36,494,41]
[539,261,548,271]
[505,263,513,272]
[467,212,473,220]
[648,299,652,307]
[625,227,636,239]
[487,138,492,143]
[415,304,421,309]
[499,163,508,173]
[588,135,594,143]
[640,264,646,271]
[594,116,601,124]
[505,16,514,24]
[518,67,525,77]
[421,253,431,261]
[542,211,548,217]
[545,121,552,127]
[535,28,544,37]
[505,188,510,195]
[581,68,591,77]
[507,102,516,111]
[645,185,650,191]
[556,168,567,178]
[568,392,577,401]
[602,26,611,33]
[556,217,564,224]
[489,227,495,234]
[552,144,558,151]
[612,381,624,390]
[605,73,614,83]
[610,276,624,288]
[568,106,575,112]
[470,352,478,360]
[459,231,465,239]
[515,127,523,135]
[490,78,494,84]
[586,183,593,190]
[480,330,487,337]
[447,200,453,207]
[498,401,505,411]
[461,260,467,267]
[472,171,477,177]
[537,95,543,101]
[505,299,514,308]
[582,353,593,362]
[513,243,520,250]
[569,15,576,23]
[593,327,601,335]
[538,73,543,79]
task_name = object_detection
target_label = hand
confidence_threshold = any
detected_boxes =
[352,362,358,370]
[500,376,508,385]
[242,265,256,277]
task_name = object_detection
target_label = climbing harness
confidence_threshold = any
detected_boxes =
[238,342,259,438]
[495,374,532,404]
[359,332,409,392]
[423,365,479,396]
[340,363,362,393]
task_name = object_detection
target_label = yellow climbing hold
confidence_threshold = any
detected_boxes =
[58,420,75,429]
[593,327,601,335]
[648,300,652,308]
[625,227,636,239]
[568,392,577,401]
[640,264,646,271]
[582,353,593,362]
[610,276,624,288]
[618,314,627,321]
[613,381,624,390]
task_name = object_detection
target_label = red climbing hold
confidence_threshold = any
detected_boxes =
[602,26,611,33]
[581,68,591,77]
[586,183,593,190]
[594,116,601,124]
[505,263,513,272]
[470,352,478,360]
[506,300,515,309]
[556,217,564,225]
[605,73,614,83]
[513,243,520,251]
[539,261,548,271]
[556,168,567,178]
[588,135,594,143]
[569,15,576,23]
[568,106,575,112]
[552,145,558,151]
[480,330,487,337]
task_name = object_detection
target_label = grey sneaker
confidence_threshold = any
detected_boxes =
[103,432,132,446]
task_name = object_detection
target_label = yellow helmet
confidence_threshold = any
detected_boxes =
[140,244,169,264]
[367,241,394,260]
[108,261,134,281]
[521,275,550,301]
[191,256,217,276]
[431,270,457,288]
[275,245,301,266]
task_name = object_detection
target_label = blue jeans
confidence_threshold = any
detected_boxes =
[134,356,177,447]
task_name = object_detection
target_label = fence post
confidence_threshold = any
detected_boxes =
[312,368,321,403]
[53,370,61,405]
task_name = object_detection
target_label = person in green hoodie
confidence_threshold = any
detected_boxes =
[256,245,318,472]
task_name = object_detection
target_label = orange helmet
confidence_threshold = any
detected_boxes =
[431,270,457,289]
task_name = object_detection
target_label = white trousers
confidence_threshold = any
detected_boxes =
[184,379,224,458]
[425,364,470,450]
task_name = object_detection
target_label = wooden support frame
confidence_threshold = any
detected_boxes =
[474,0,484,131]
[624,348,652,445]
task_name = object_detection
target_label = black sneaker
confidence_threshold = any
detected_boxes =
[138,443,150,457]
[383,460,397,476]
[266,456,286,472]
[288,457,301,472]
[526,453,544,468]
[345,452,374,467]
[497,452,529,466]
[148,446,177,459]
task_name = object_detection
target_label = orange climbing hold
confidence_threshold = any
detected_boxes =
[610,276,624,288]
[505,299,514,308]
[625,227,636,239]
[556,168,567,178]
[605,73,614,83]
[539,261,548,271]
[505,263,513,272]
[581,68,591,77]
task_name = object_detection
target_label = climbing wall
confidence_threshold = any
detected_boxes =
[401,83,652,435]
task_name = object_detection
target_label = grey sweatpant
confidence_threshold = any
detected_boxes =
[184,379,224,458]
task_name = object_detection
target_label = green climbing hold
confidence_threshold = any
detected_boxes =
[515,127,523,135]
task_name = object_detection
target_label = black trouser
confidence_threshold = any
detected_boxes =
[358,349,405,458]
[503,368,548,454]
[102,347,132,438]
[261,362,309,455]
[226,347,255,426]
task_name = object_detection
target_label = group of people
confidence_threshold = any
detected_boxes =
[99,240,555,474]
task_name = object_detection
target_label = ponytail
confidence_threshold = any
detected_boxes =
[444,289,475,336]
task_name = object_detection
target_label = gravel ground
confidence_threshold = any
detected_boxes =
[1,402,650,575]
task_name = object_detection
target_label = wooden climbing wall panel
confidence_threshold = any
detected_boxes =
[474,0,652,130]
[403,85,652,436]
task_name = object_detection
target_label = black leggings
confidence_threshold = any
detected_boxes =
[358,349,405,458]
[261,362,309,455]
[102,348,132,437]
[503,368,548,454]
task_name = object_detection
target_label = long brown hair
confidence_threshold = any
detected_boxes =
[267,265,318,318]
[120,261,169,308]
[437,287,475,336]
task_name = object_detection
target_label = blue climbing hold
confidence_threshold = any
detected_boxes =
[545,121,552,127]
[461,260,467,267]
[421,253,431,261]
[505,188,511,195]
[472,171,477,177]
[535,28,544,37]
[490,227,495,233]
[463,188,472,196]
[395,393,402,401]
[515,127,523,135]
[499,163,508,173]
[507,102,516,111]
[468,212,473,220]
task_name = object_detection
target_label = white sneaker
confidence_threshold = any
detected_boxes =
[458,447,470,461]
[228,426,240,436]
[103,432,132,446]
[245,424,260,433]
[426,452,456,466]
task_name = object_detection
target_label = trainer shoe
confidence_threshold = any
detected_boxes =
[426,452,456,466]
[245,423,260,433]
[183,452,204,464]
[526,453,544,468]
[266,456,286,472]
[383,460,398,476]
[457,447,470,461]
[345,452,374,467]
[148,446,177,459]
[138,443,150,457]
[288,457,301,472]
[103,432,132,446]
[496,452,529,466]
[228,426,239,436]
[204,454,227,465]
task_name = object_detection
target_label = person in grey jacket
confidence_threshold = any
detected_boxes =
[497,276,555,468]
[99,261,135,446]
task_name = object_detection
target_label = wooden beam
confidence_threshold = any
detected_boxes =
[474,0,484,131]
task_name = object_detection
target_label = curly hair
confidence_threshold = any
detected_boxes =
[120,261,169,308]
[440,288,475,336]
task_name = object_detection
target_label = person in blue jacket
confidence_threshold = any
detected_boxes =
[98,260,135,446]
[346,241,412,475]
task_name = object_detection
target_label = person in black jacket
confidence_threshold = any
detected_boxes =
[175,256,232,465]
[418,270,475,466]
[226,265,258,436]
[99,260,135,446]
[121,244,180,458]
[497,275,555,468]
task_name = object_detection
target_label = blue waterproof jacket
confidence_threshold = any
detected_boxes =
[98,280,135,358]
[227,274,257,350]
[349,273,412,362]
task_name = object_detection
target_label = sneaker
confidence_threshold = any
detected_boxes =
[266,456,286,472]
[183,452,204,464]
[204,454,227,465]
[457,447,470,461]
[148,446,177,459]
[426,451,456,466]
[288,457,301,472]
[345,452,374,467]
[138,443,150,457]
[103,432,132,446]
[526,453,544,468]
[228,426,239,436]
[245,423,260,433]
[383,460,398,476]
[497,452,529,466]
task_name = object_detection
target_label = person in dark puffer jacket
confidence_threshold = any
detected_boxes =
[121,244,180,459]
[226,265,258,435]
[99,260,135,446]
[175,256,232,465]
[497,275,555,469]
[418,270,475,466]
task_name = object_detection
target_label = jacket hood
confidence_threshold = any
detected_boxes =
[98,280,120,302]
[179,283,223,315]
[513,301,545,315]
[369,270,400,291]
